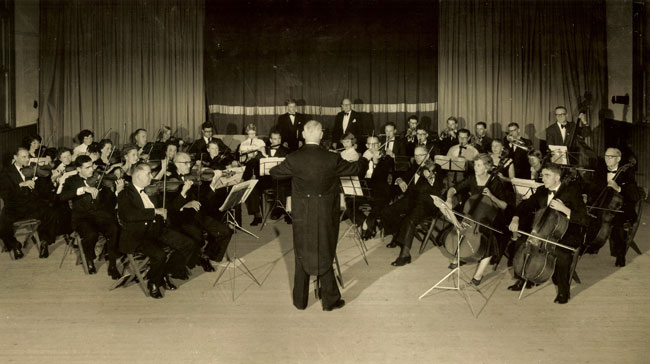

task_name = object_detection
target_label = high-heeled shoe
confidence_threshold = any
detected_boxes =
[391,256,411,266]
[471,277,482,286]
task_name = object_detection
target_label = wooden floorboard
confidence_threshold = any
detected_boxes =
[1,207,650,364]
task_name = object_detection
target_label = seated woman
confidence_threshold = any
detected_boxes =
[444,153,514,284]
[153,141,179,180]
[339,132,359,162]
[528,149,544,182]
[490,139,515,183]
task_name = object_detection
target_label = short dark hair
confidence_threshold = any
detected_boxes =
[75,155,93,167]
[286,99,297,106]
[507,122,519,129]
[269,128,282,138]
[87,142,101,155]
[121,144,138,158]
[447,116,458,123]
[78,129,94,140]
[14,147,28,156]
[458,128,471,137]
[201,121,213,130]
[555,106,567,113]
[384,121,397,130]
[56,147,72,160]
[476,121,487,128]
[542,162,562,176]
[407,115,418,122]
[22,134,42,149]
[98,139,113,151]
[528,149,543,159]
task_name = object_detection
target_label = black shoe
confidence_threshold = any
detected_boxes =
[12,246,24,260]
[615,256,626,267]
[554,294,569,304]
[284,215,292,224]
[87,261,97,275]
[200,257,216,272]
[391,256,411,267]
[270,209,282,220]
[148,283,163,299]
[250,216,262,226]
[471,277,482,286]
[162,276,177,291]
[386,240,399,248]
[107,262,121,280]
[323,299,345,311]
[508,280,533,291]
[39,243,49,259]
[448,261,466,269]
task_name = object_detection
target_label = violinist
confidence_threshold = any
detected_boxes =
[95,139,117,170]
[382,146,439,248]
[72,129,94,159]
[148,126,174,160]
[472,121,492,153]
[133,128,153,161]
[22,134,43,158]
[60,155,121,278]
[380,122,406,158]
[438,116,459,154]
[166,152,233,267]
[507,163,588,304]
[489,139,515,183]
[52,148,75,193]
[444,154,514,284]
[114,145,140,183]
[188,121,231,156]
[383,158,444,266]
[504,122,533,178]
[152,141,178,181]
[117,163,195,299]
[0,147,57,259]
[404,115,419,157]
[584,148,640,266]
[203,139,235,170]
[238,123,266,165]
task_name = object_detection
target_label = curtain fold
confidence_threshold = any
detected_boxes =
[39,0,204,147]
[438,0,607,152]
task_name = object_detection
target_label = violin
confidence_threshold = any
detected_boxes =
[585,163,632,251]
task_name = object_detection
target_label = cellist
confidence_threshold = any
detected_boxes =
[584,148,640,267]
[444,153,514,285]
[507,163,588,304]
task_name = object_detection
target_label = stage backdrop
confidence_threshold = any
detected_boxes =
[204,0,438,139]
[438,0,608,152]
[39,0,204,147]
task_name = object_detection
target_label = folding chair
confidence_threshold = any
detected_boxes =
[109,253,150,296]
[59,232,90,274]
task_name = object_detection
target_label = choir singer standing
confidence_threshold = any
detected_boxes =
[270,120,366,311]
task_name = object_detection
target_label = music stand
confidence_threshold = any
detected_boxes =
[511,178,543,204]
[213,179,261,300]
[338,176,370,265]
[548,145,568,165]
[418,196,489,317]
[258,157,290,230]
[434,155,466,186]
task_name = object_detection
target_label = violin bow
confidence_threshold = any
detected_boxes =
[405,143,437,188]
[32,134,53,178]
[96,146,117,190]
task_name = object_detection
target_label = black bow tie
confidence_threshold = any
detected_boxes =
[289,113,295,116]
[139,189,146,194]
[344,112,350,116]
[459,145,466,150]
[607,170,617,174]
[559,124,566,129]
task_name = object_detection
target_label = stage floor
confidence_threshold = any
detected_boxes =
[2,206,649,364]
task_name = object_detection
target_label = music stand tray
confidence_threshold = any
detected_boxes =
[213,180,261,300]
[258,157,291,230]
[548,145,568,165]
[434,155,467,186]
[511,178,543,201]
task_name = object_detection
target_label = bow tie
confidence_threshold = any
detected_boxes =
[344,112,350,116]
[139,189,146,194]
[559,124,566,129]
[289,113,295,116]
[549,189,558,194]
[459,145,466,150]
[607,170,617,174]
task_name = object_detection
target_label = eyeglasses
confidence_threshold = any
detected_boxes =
[604,155,619,159]
[555,113,567,116]
[178,161,192,165]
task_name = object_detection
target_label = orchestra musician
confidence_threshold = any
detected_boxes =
[276,99,306,151]
[404,115,420,157]
[153,141,179,181]
[269,120,366,311]
[237,123,267,225]
[545,106,592,153]
[117,163,195,299]
[489,139,515,183]
[22,134,43,158]
[331,98,362,150]
[133,128,154,160]
[0,147,58,259]
[507,163,588,304]
[339,132,360,162]
[380,121,406,158]
[188,121,231,156]
[59,155,122,278]
[504,122,533,178]
[72,129,94,159]
[382,155,444,266]
[413,126,438,159]
[584,148,640,266]
[527,149,544,182]
[472,121,493,153]
[439,116,459,154]
[114,145,140,183]
[447,128,479,161]
[203,139,235,170]
[445,154,514,284]
[167,152,233,269]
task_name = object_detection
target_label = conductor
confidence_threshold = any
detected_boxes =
[270,120,365,311]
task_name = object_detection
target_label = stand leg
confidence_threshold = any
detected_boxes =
[334,254,344,288]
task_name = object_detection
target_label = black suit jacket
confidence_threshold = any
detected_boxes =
[380,136,407,157]
[585,160,640,219]
[59,174,106,219]
[515,182,589,247]
[117,184,163,253]
[270,144,365,275]
[332,110,363,146]
[188,137,231,156]
[0,164,37,214]
[504,137,533,179]
[277,113,307,151]
[545,122,592,149]
[265,145,290,158]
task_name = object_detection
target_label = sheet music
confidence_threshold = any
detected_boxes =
[219,179,258,211]
[548,145,568,165]
[511,178,543,200]
[431,195,462,230]
[340,176,364,196]
[218,166,245,188]
[434,155,466,171]
[259,157,285,176]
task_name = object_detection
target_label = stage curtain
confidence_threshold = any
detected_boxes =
[204,1,438,139]
[438,0,607,151]
[39,0,204,147]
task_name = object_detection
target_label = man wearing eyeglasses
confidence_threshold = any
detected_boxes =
[583,148,640,266]
[545,106,592,151]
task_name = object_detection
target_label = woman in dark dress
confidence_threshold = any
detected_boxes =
[445,153,514,284]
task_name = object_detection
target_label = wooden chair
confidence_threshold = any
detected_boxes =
[1,197,43,258]
[416,215,449,254]
[59,231,90,274]
[625,187,647,256]
[109,253,150,296]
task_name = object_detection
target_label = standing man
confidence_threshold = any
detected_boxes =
[270,120,366,311]
[276,99,306,152]
[545,106,592,166]
[331,98,362,150]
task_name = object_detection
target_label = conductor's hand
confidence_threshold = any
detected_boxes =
[397,178,407,193]
[155,208,167,220]
[181,180,193,195]
[19,180,36,189]
[508,217,519,232]
[83,186,99,199]
[181,200,201,212]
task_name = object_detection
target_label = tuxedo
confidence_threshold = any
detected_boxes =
[276,112,307,151]
[60,174,119,262]
[188,137,231,156]
[332,110,363,147]
[117,184,194,283]
[545,121,592,149]
[514,182,588,298]
[380,136,406,157]
[245,145,292,218]
[473,135,493,153]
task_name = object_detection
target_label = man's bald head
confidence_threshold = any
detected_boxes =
[302,120,323,144]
